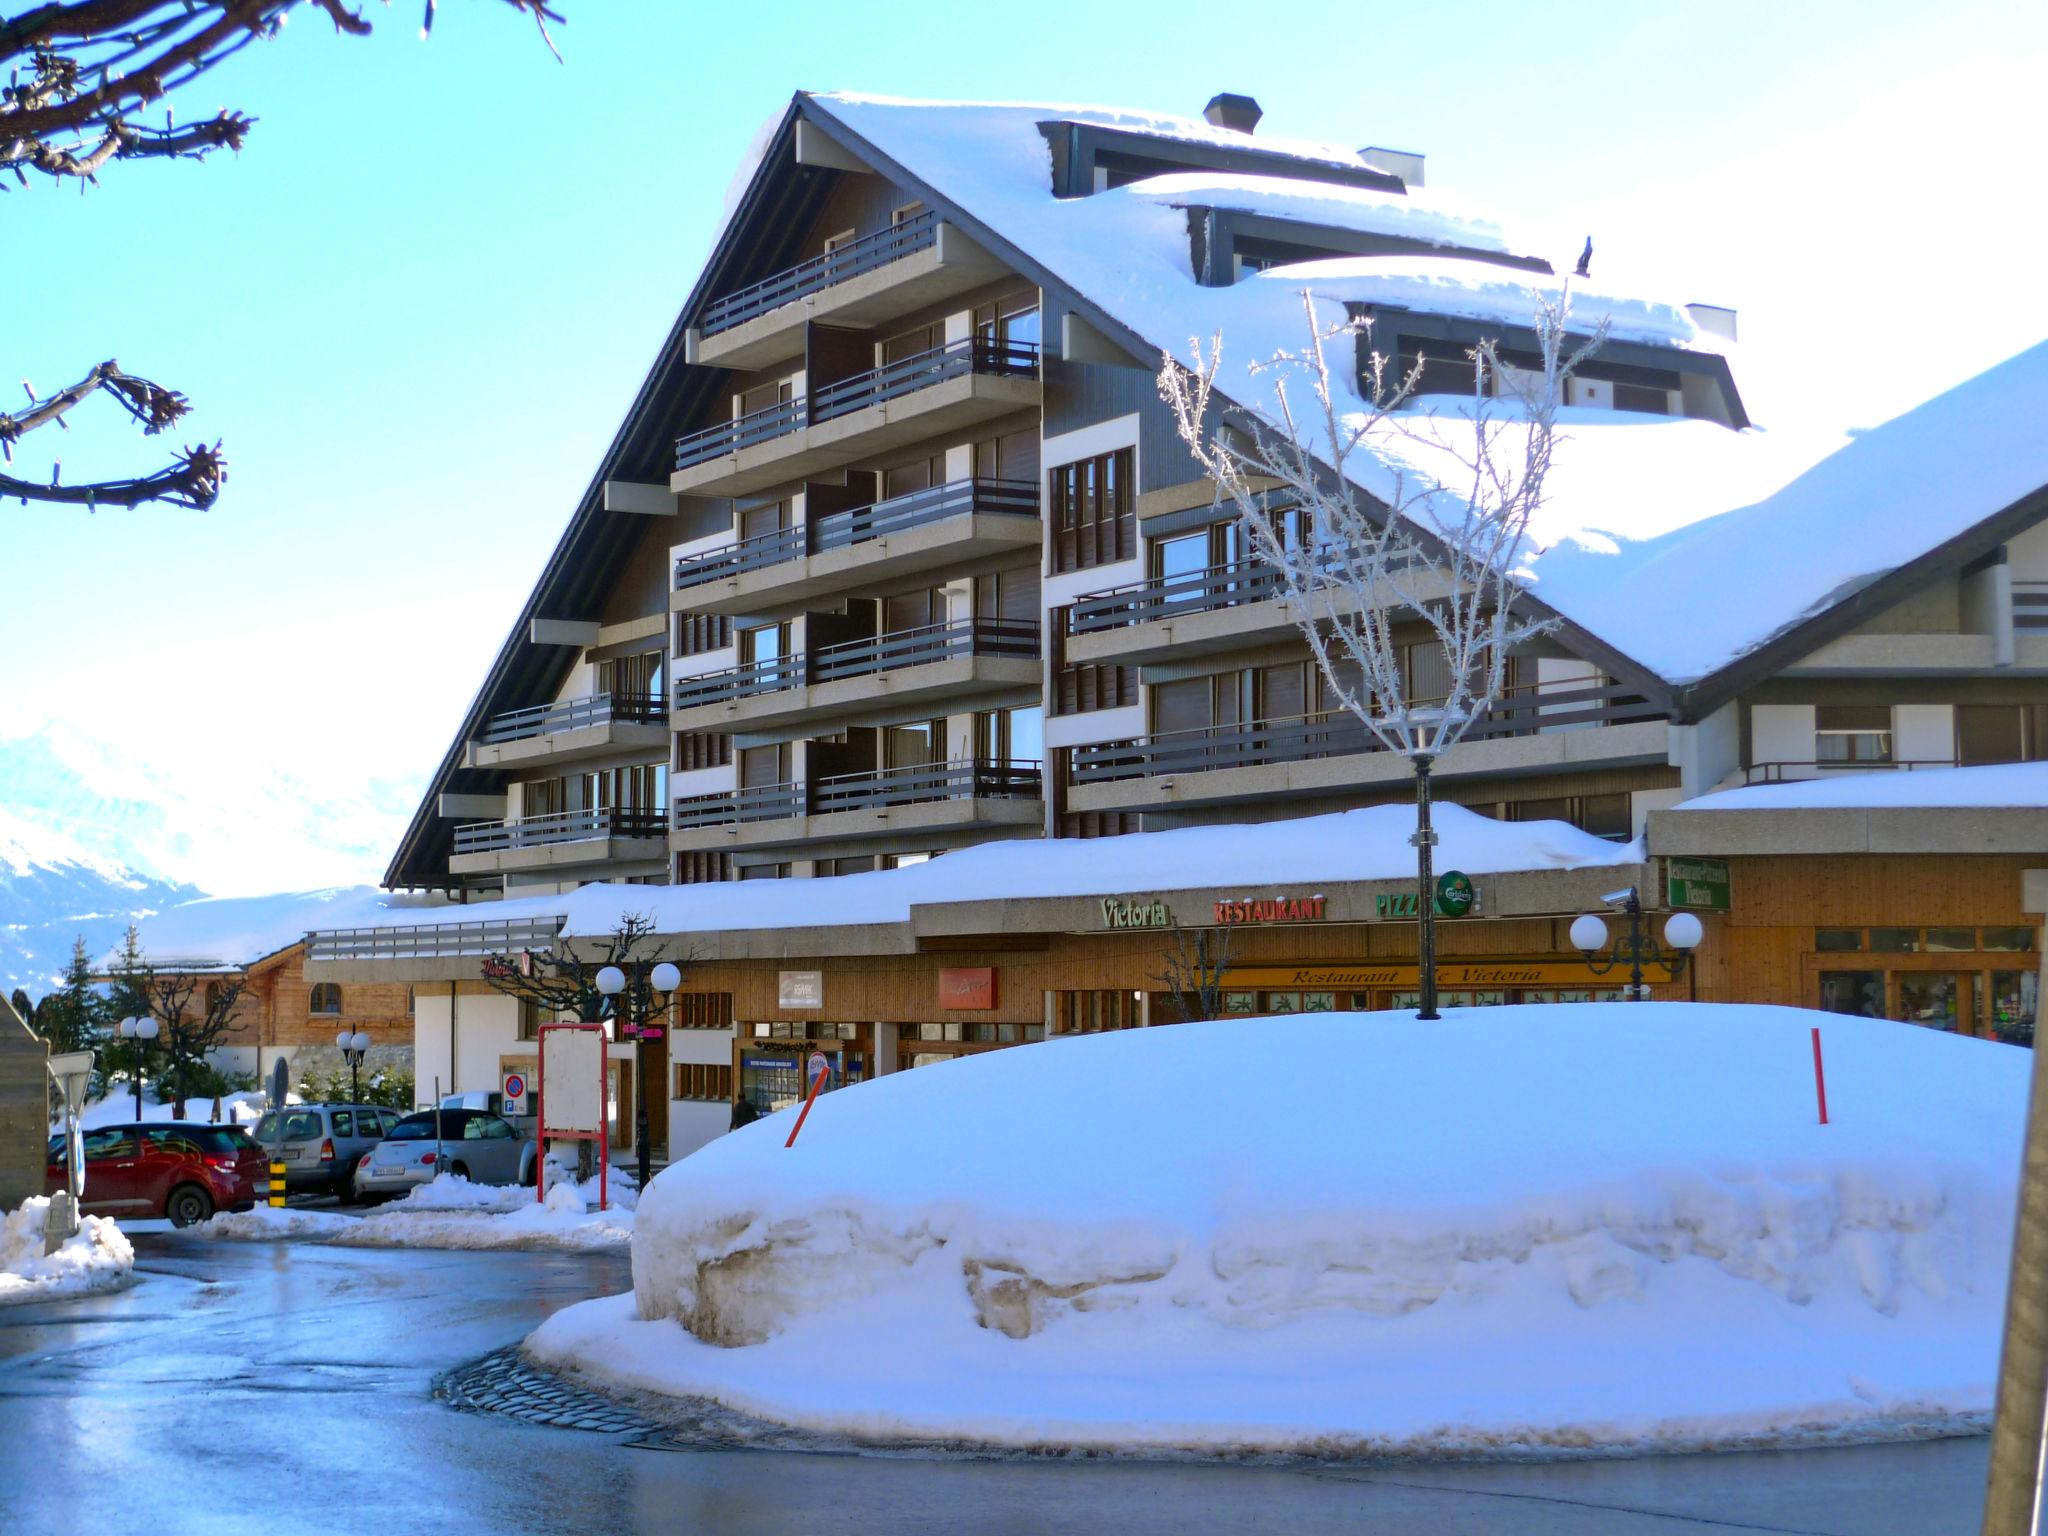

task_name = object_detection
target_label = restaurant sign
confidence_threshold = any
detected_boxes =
[1666,856,1731,912]
[1213,894,1328,925]
[1227,960,1632,988]
[938,967,997,1010]
[1100,897,1172,929]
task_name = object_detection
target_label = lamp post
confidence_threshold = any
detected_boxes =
[1570,887,1704,998]
[115,1015,159,1118]
[595,959,681,1188]
[335,1029,372,1105]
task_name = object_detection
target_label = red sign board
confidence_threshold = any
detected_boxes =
[938,967,996,1010]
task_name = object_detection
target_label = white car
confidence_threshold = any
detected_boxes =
[354,1107,537,1201]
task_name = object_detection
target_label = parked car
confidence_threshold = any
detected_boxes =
[46,1122,266,1227]
[353,1107,538,1203]
[253,1103,406,1203]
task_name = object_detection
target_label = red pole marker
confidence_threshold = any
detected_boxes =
[1811,1025,1830,1126]
[785,1051,831,1148]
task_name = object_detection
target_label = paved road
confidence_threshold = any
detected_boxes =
[0,1233,1996,1536]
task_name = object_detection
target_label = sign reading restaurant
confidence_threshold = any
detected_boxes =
[1213,894,1328,925]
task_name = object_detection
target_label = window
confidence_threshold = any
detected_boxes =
[676,731,732,773]
[973,567,1040,623]
[882,852,934,869]
[974,290,1041,350]
[675,1063,734,1102]
[821,228,856,253]
[672,994,733,1030]
[972,430,1039,483]
[204,981,225,1013]
[1053,659,1137,715]
[1982,928,2036,953]
[1925,928,1979,953]
[1819,971,1885,1017]
[738,498,791,543]
[1815,705,1892,763]
[816,855,877,877]
[738,621,788,668]
[1050,448,1134,573]
[82,1129,135,1161]
[883,720,946,771]
[1815,929,1864,952]
[674,614,732,657]
[1990,972,2037,1045]
[674,851,733,884]
[975,707,1044,765]
[738,862,791,880]
[881,322,941,366]
[738,742,791,790]
[281,1110,322,1142]
[596,649,662,699]
[1057,990,1143,1033]
[1957,704,2048,765]
[737,378,794,417]
[310,983,342,1016]
[890,201,925,226]
[1060,810,1140,839]
[517,999,545,1041]
[1506,795,1631,841]
[1612,382,1671,415]
[330,1111,355,1136]
[1869,928,1920,953]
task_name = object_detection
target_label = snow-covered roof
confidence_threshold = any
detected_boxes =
[1668,761,2048,814]
[113,886,451,972]
[1118,172,1513,260]
[806,94,2048,691]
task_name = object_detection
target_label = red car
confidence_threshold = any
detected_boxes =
[47,1122,267,1227]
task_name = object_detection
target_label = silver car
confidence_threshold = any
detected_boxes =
[353,1107,538,1202]
[253,1103,404,1203]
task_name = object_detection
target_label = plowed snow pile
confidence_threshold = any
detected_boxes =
[527,1004,2028,1456]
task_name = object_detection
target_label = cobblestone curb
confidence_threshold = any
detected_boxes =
[435,1346,657,1435]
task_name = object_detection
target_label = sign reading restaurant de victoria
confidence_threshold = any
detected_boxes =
[1098,895,1330,928]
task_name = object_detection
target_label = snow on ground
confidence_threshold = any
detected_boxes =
[1670,760,2048,812]
[194,1172,633,1252]
[0,1197,134,1306]
[528,1004,2026,1458]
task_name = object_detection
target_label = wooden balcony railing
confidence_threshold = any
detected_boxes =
[700,210,939,335]
[673,478,1038,592]
[671,758,1042,831]
[671,617,1039,710]
[476,692,664,745]
[1069,680,1662,785]
[672,337,1039,472]
[452,806,666,856]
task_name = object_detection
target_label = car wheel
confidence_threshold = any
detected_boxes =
[334,1177,358,1207]
[519,1155,537,1189]
[166,1184,214,1228]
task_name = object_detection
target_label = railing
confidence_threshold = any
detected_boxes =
[672,617,1039,710]
[673,478,1039,591]
[476,692,664,745]
[672,338,1039,472]
[1069,680,1662,785]
[671,759,1042,831]
[1742,758,1960,785]
[307,917,564,963]
[2017,582,2048,632]
[700,210,940,335]
[1069,559,1287,635]
[452,806,666,856]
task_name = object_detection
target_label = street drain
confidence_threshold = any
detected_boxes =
[436,1346,656,1435]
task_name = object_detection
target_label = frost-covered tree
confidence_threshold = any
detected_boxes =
[1161,286,1604,1018]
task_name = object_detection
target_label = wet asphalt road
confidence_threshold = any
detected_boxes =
[0,1232,1997,1536]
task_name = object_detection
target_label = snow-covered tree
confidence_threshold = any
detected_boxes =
[1160,285,1604,1017]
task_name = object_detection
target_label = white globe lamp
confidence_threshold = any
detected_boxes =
[1569,913,1610,955]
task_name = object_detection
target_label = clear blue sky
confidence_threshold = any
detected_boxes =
[6,0,2046,893]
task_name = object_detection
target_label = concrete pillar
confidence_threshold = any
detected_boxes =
[871,1021,897,1077]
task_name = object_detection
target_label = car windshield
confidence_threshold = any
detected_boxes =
[385,1113,459,1142]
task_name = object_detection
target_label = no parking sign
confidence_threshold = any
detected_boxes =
[502,1071,528,1115]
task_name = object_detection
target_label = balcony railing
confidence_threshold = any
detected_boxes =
[671,617,1040,710]
[673,337,1039,472]
[700,210,940,336]
[2017,582,2048,632]
[452,806,666,856]
[307,917,564,963]
[1741,758,1960,785]
[671,759,1042,831]
[673,478,1038,592]
[1068,560,1288,635]
[1069,680,1662,785]
[477,692,665,745]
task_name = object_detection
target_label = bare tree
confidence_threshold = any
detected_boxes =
[478,913,664,1026]
[2,0,563,511]
[1161,286,1602,1019]
[1152,922,1233,1024]
[140,969,247,1118]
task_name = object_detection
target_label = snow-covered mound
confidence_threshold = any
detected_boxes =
[529,1004,2028,1457]
[0,1197,135,1306]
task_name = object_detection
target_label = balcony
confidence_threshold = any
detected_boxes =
[670,759,1043,853]
[671,617,1041,738]
[1064,559,1292,667]
[448,806,667,878]
[672,478,1041,614]
[670,338,1040,497]
[1064,680,1669,814]
[687,213,1009,370]
[463,693,668,772]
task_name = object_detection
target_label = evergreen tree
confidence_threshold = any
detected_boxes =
[29,937,114,1098]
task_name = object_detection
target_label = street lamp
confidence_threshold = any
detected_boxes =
[115,1015,159,1118]
[1571,887,1704,999]
[595,959,682,1188]
[335,1029,373,1104]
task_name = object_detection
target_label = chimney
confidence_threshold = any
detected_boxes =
[1685,303,1738,342]
[1358,146,1425,188]
[1203,93,1262,134]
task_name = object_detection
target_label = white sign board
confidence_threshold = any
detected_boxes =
[778,970,824,1009]
[539,1026,604,1135]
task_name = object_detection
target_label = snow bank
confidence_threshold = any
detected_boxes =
[194,1172,633,1252]
[0,1197,134,1306]
[1672,760,2048,812]
[529,1004,2026,1457]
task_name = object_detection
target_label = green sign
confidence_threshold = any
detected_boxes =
[1375,892,1420,918]
[1666,856,1731,912]
[1435,870,1476,917]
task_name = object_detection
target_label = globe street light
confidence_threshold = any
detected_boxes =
[115,1015,159,1119]
[595,960,682,1188]
[1571,887,1704,999]
[335,1029,373,1105]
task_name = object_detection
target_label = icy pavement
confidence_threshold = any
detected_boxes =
[0,1232,1995,1535]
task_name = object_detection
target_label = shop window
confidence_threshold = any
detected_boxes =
[1897,973,1964,1032]
[1057,990,1142,1033]
[1815,705,1892,764]
[674,1063,734,1103]
[1981,928,2037,953]
[1924,928,1979,953]
[1868,928,1920,953]
[1815,929,1864,952]
[1819,971,1885,1017]
[1990,972,2038,1046]
[310,983,342,1015]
